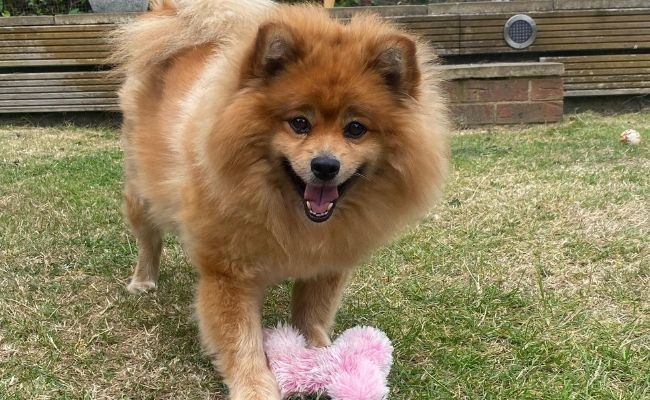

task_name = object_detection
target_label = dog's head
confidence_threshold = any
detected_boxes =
[237,11,422,223]
[208,8,445,228]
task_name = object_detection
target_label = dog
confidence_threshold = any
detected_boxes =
[113,0,448,398]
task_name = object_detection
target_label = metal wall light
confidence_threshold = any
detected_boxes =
[504,14,537,49]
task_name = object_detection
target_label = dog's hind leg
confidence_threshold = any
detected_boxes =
[291,270,352,347]
[124,191,163,294]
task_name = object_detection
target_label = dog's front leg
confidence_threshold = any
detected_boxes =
[291,270,352,347]
[196,273,280,400]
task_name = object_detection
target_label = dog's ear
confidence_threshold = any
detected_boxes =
[371,35,421,98]
[244,22,301,83]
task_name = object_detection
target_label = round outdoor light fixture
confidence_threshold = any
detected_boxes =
[504,14,537,49]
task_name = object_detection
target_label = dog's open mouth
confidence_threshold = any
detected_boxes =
[282,158,360,223]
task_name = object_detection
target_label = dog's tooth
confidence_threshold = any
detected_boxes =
[306,201,311,210]
[327,203,333,211]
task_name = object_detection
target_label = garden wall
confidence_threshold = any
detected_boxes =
[442,63,564,126]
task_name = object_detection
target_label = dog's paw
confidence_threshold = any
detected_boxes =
[126,279,157,294]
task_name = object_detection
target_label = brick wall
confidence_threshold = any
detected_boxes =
[440,63,565,126]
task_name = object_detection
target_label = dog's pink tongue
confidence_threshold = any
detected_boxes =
[304,184,339,214]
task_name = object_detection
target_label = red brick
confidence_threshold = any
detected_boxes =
[440,81,463,103]
[463,78,529,102]
[496,101,563,124]
[530,77,564,101]
[450,103,495,126]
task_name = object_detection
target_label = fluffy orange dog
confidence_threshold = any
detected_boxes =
[114,0,448,398]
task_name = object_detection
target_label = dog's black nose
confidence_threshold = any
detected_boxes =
[311,155,340,181]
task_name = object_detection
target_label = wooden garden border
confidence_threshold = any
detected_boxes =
[1,0,649,124]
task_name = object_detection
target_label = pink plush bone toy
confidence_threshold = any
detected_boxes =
[263,324,393,400]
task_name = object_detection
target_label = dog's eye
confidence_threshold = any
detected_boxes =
[288,117,311,134]
[344,121,367,139]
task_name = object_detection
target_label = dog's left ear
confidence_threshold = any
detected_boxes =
[371,35,421,98]
[243,22,301,83]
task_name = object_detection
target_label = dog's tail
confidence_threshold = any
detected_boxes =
[110,0,273,75]
[109,0,181,76]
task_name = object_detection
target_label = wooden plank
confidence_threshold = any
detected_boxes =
[462,17,650,29]
[409,38,458,50]
[387,15,458,24]
[400,33,458,42]
[420,40,458,47]
[0,78,121,87]
[0,16,55,27]
[460,43,648,53]
[0,91,118,100]
[460,39,650,52]
[397,27,459,36]
[396,20,459,28]
[0,45,112,54]
[533,13,650,24]
[565,75,650,84]
[475,34,650,45]
[0,85,118,94]
[0,31,108,40]
[460,43,650,52]
[0,98,118,106]
[419,40,458,49]
[428,0,553,15]
[461,9,650,22]
[0,24,114,33]
[529,27,650,38]
[54,13,138,25]
[425,41,459,46]
[555,0,649,9]
[0,52,109,60]
[0,70,111,78]
[0,104,120,113]
[565,81,650,90]
[0,38,106,46]
[542,54,650,63]
[0,58,109,67]
[396,20,460,29]
[331,5,429,19]
[461,35,650,47]
[561,61,650,70]
[561,67,650,77]
[564,88,650,97]
[434,50,458,56]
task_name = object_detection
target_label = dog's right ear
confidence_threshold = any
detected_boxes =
[243,22,300,83]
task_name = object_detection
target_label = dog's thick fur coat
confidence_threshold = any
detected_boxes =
[114,0,448,398]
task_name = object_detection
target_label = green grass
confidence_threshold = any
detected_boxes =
[1,113,648,399]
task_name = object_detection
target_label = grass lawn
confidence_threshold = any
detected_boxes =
[1,112,648,399]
